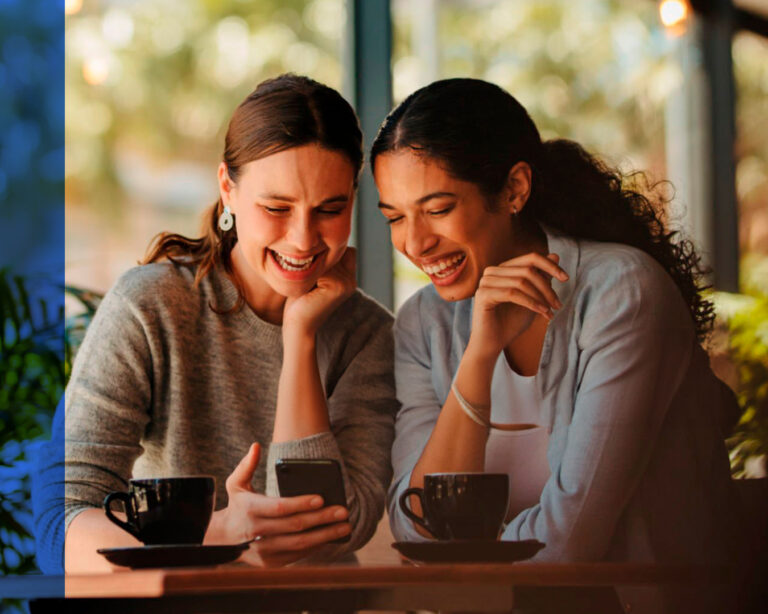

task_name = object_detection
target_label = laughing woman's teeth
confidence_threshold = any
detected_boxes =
[273,250,315,271]
[422,253,465,278]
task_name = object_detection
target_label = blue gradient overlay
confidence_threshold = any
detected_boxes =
[0,0,65,601]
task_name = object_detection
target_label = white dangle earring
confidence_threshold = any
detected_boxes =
[218,205,234,232]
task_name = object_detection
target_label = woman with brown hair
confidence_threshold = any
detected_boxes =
[34,74,397,572]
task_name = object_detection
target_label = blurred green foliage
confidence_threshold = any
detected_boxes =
[0,271,63,450]
[717,259,768,478]
[0,268,99,594]
[726,295,768,477]
[0,269,64,585]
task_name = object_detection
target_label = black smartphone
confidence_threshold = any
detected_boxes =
[275,458,349,543]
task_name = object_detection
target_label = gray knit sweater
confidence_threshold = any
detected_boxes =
[62,260,397,556]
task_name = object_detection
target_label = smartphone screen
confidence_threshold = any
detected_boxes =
[275,458,349,542]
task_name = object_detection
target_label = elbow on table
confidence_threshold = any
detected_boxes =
[524,532,612,564]
[387,503,429,543]
[503,515,613,563]
[32,506,65,575]
[30,442,67,574]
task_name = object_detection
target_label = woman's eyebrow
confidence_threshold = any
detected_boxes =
[416,191,457,204]
[258,193,349,204]
[319,195,350,205]
[378,191,457,210]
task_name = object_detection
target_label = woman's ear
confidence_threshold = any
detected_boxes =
[217,162,234,210]
[503,161,532,215]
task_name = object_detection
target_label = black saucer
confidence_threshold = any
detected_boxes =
[392,539,544,564]
[97,542,250,569]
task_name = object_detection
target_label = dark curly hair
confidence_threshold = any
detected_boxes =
[371,78,714,341]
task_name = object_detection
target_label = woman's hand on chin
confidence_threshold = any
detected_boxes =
[466,252,567,360]
[205,443,351,567]
[282,247,357,341]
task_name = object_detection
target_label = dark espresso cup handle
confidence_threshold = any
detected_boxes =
[399,487,431,533]
[103,491,141,540]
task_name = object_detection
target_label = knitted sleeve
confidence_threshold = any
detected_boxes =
[32,282,152,573]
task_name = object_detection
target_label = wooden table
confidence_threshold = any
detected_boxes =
[3,561,730,613]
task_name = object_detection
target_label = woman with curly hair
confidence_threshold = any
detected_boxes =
[372,78,739,613]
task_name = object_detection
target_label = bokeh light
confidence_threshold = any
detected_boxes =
[65,0,83,16]
[82,56,109,85]
[102,9,135,49]
[659,0,688,29]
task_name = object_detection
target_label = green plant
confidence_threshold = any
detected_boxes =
[0,268,65,578]
[714,259,768,478]
[0,268,102,603]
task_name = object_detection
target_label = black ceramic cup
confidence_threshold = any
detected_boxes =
[103,476,215,545]
[399,472,509,540]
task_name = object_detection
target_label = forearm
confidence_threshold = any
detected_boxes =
[64,508,141,573]
[272,332,331,443]
[410,341,498,487]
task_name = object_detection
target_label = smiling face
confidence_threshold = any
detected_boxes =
[220,144,355,315]
[374,150,521,302]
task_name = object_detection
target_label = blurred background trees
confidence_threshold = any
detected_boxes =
[64,0,767,303]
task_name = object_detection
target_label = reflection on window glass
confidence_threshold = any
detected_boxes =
[391,0,678,308]
[733,30,768,292]
[66,0,344,295]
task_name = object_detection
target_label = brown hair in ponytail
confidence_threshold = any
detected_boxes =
[141,74,363,311]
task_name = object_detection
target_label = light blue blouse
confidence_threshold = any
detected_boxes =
[389,228,741,612]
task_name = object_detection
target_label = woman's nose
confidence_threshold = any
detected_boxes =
[286,214,318,252]
[404,216,438,258]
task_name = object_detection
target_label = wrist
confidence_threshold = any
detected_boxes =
[204,508,227,545]
[282,325,317,350]
[463,338,501,369]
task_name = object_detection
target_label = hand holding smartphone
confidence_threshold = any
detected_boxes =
[275,458,349,543]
